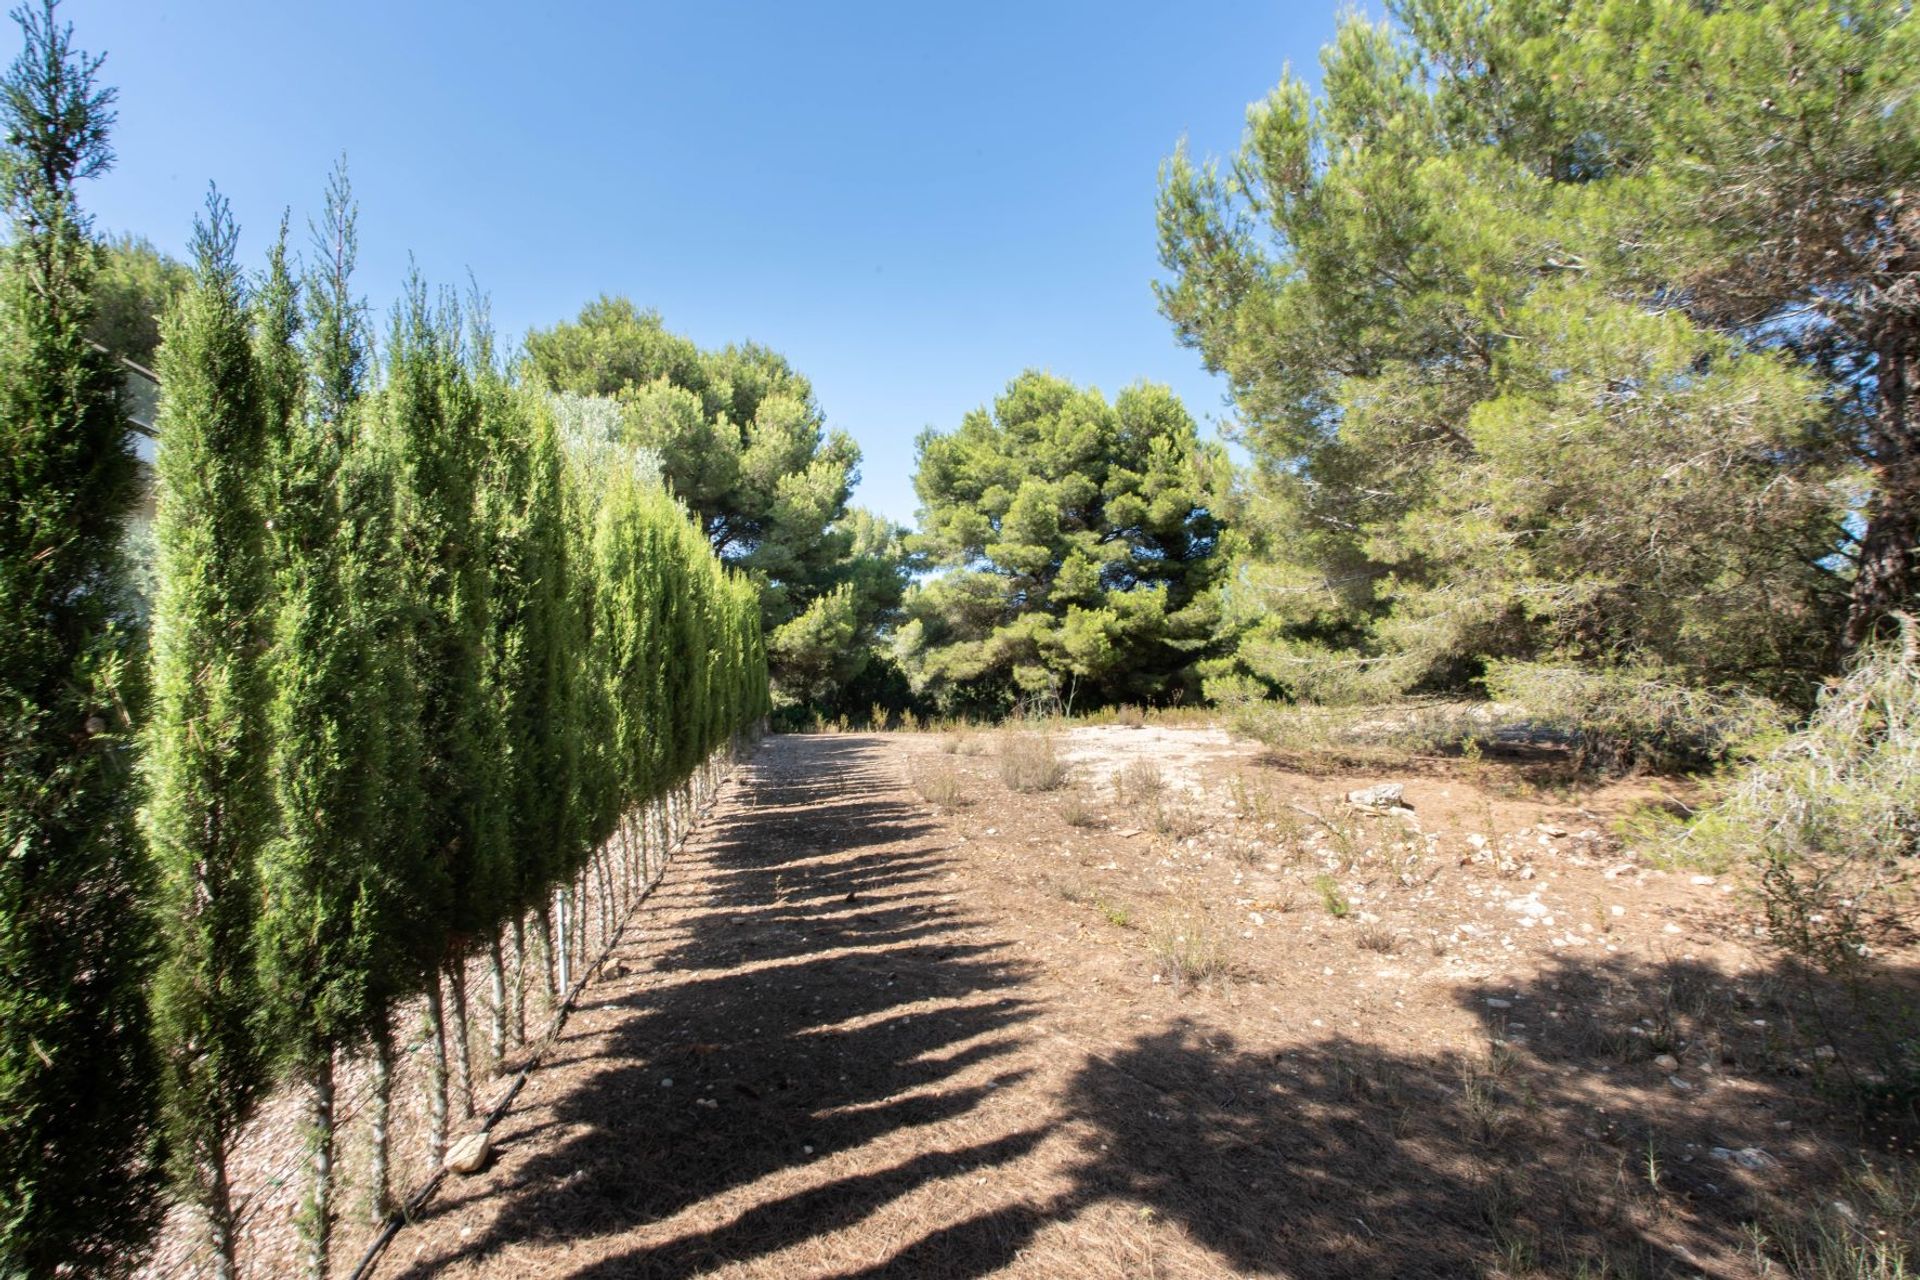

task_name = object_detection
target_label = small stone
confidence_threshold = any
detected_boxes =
[1346,783,1406,810]
[1667,1075,1695,1092]
[1812,1045,1837,1060]
[444,1131,491,1176]
[1654,1053,1680,1072]
[1485,997,1513,1010]
[661,1077,674,1088]
[1690,875,1716,886]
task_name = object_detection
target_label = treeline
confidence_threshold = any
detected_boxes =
[1152,0,1915,746]
[882,0,1916,747]
[0,8,766,1278]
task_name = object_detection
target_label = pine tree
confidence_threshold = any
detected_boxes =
[0,4,160,1271]
[144,190,274,1280]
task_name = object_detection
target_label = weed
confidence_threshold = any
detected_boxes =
[1000,733,1069,792]
[1059,789,1098,827]
[1096,895,1133,928]
[1748,1157,1920,1280]
[1147,910,1229,987]
[1147,795,1204,839]
[1313,873,1350,918]
[1356,923,1398,954]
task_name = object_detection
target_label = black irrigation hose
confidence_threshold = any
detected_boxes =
[348,775,737,1280]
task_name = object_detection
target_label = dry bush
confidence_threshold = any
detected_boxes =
[1115,759,1166,803]
[1147,795,1204,840]
[916,764,968,808]
[1147,910,1229,987]
[1355,923,1398,954]
[1059,789,1098,827]
[999,733,1068,793]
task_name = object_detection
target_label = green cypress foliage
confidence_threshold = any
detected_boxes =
[144,190,274,1280]
[0,4,159,1271]
[485,380,579,925]
[254,166,417,1273]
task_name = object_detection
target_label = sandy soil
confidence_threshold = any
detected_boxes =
[350,729,1915,1279]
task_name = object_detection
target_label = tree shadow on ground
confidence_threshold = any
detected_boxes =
[393,736,1918,1279]
[393,736,1045,1278]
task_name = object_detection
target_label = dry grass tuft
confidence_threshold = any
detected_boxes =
[1147,910,1230,988]
[999,733,1069,793]
[916,764,969,808]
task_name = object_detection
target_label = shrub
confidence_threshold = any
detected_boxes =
[1484,659,1784,773]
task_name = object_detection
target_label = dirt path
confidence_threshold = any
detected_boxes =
[374,732,1905,1280]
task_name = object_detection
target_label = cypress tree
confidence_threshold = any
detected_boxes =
[0,4,160,1271]
[144,190,274,1280]
[481,372,578,1052]
[383,279,505,1156]
[254,163,420,1271]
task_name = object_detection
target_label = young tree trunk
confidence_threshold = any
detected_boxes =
[510,915,528,1047]
[554,887,570,996]
[536,898,558,1012]
[446,963,476,1118]
[487,931,508,1075]
[369,1022,394,1222]
[300,1049,335,1280]
[199,1142,237,1280]
[424,978,450,1171]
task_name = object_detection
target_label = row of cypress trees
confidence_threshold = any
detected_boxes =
[138,175,768,1280]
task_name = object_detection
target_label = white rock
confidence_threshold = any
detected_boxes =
[1654,1053,1680,1072]
[444,1131,491,1175]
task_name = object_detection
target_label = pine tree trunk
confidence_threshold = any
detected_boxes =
[1845,338,1918,650]
[300,1049,335,1280]
[424,978,450,1171]
[446,962,476,1118]
[369,1023,394,1222]
[487,932,508,1075]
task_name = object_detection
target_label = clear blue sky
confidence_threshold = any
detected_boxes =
[80,1,1344,527]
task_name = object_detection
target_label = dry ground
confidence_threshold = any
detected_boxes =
[368,728,1917,1279]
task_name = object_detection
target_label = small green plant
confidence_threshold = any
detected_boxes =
[999,733,1069,793]
[869,701,890,731]
[899,708,920,733]
[1313,874,1350,918]
[1095,895,1133,928]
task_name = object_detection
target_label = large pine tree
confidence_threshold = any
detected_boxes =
[144,190,274,1280]
[0,4,160,1271]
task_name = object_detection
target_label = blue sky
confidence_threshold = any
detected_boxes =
[79,1,1343,526]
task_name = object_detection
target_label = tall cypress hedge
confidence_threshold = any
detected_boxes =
[0,5,159,1272]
